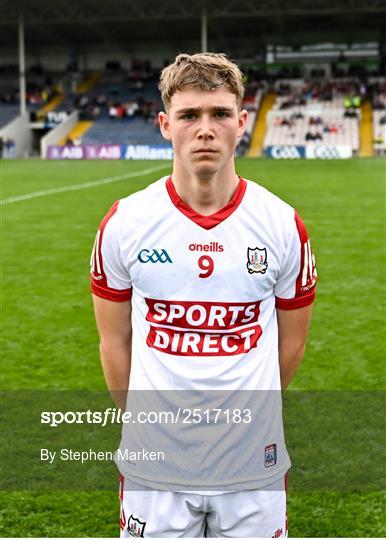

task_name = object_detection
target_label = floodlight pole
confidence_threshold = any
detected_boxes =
[201,4,208,52]
[18,12,27,116]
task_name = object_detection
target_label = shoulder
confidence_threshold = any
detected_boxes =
[108,176,169,228]
[118,175,168,212]
[243,178,295,223]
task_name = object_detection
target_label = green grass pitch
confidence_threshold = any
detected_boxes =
[1,157,385,537]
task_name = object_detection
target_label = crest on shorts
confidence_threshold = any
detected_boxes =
[127,515,146,537]
[247,247,268,274]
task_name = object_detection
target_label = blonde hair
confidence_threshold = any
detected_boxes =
[158,53,245,111]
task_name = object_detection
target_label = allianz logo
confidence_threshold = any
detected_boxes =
[137,249,172,263]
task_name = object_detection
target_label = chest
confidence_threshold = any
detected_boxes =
[125,211,285,302]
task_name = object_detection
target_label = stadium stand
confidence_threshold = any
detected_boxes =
[50,70,264,149]
[263,79,362,154]
[236,83,265,156]
[371,81,386,154]
[1,60,384,158]
[0,67,64,127]
[248,92,276,157]
[73,76,163,145]
[0,105,20,128]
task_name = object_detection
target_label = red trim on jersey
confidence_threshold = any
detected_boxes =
[166,176,247,230]
[294,211,311,297]
[91,281,132,302]
[90,200,132,302]
[119,474,124,501]
[275,211,316,310]
[275,290,315,310]
[285,473,288,534]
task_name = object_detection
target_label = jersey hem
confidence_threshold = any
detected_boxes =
[115,460,291,493]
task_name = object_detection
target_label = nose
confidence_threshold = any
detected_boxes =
[197,116,214,140]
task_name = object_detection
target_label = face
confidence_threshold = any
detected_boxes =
[159,86,248,177]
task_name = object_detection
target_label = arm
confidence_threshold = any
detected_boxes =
[277,304,313,390]
[92,294,132,410]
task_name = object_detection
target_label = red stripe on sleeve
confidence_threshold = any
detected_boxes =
[91,281,132,302]
[90,200,132,302]
[275,290,315,310]
[275,211,317,310]
[294,211,310,298]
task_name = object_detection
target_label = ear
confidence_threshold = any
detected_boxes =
[237,109,248,138]
[158,111,172,141]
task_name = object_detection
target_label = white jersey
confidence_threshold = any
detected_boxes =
[91,176,317,491]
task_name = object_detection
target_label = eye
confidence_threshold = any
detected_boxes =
[182,113,196,120]
[215,111,229,118]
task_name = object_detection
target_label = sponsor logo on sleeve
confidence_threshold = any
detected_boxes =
[300,240,317,292]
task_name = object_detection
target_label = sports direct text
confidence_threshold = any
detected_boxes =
[41,407,252,427]
[145,299,262,356]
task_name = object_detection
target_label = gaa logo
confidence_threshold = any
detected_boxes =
[271,146,301,159]
[313,146,340,159]
[137,249,172,263]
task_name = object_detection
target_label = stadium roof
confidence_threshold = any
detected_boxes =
[0,0,385,53]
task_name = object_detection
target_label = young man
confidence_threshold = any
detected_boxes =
[91,53,317,538]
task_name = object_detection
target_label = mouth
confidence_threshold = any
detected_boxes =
[193,149,218,154]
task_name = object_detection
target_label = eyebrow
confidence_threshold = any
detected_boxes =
[176,106,234,114]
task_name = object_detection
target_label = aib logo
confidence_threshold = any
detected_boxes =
[137,249,172,264]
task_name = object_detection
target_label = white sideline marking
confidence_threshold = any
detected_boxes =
[0,164,169,205]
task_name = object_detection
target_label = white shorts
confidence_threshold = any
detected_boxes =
[119,475,288,538]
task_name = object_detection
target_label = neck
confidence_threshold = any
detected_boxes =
[171,162,239,216]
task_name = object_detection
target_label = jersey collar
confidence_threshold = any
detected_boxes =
[165,176,247,230]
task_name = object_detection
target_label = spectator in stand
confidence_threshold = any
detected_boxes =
[109,105,118,119]
[153,115,160,129]
[5,138,16,159]
[305,130,323,142]
[323,123,339,135]
[125,101,139,118]
[374,134,384,156]
[373,97,385,111]
[352,95,361,108]
[359,82,367,99]
[116,104,126,119]
[236,132,251,157]
[343,95,353,110]
[344,108,358,119]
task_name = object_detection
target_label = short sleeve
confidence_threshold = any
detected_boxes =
[274,211,317,310]
[90,201,132,302]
